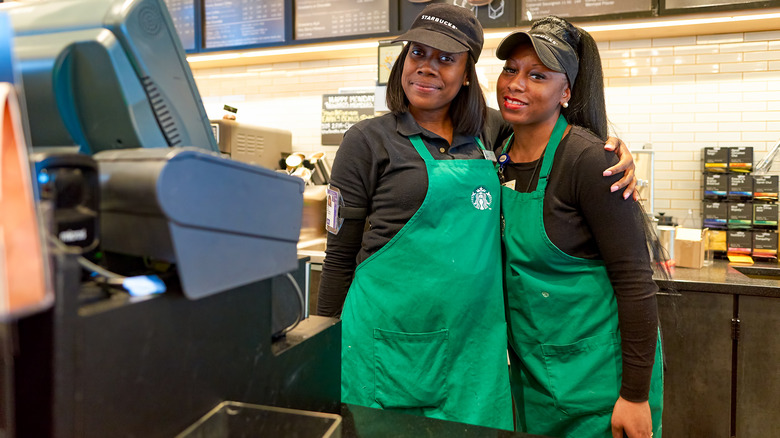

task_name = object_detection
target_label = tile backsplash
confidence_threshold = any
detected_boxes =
[193,30,780,223]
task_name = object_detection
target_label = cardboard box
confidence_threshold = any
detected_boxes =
[674,227,707,269]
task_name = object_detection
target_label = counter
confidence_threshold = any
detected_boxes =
[655,259,780,297]
[298,237,327,265]
[654,258,780,437]
[341,404,548,438]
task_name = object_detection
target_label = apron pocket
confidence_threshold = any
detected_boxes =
[373,328,450,409]
[541,332,621,416]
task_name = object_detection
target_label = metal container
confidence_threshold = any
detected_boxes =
[657,225,676,261]
[301,185,327,242]
[176,401,342,438]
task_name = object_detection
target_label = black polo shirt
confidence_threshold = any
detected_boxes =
[318,109,509,317]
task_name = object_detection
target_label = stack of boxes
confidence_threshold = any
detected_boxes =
[702,146,779,260]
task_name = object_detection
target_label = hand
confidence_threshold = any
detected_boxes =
[603,137,638,201]
[610,396,653,438]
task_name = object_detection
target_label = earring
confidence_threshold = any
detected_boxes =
[562,102,569,108]
[464,81,470,86]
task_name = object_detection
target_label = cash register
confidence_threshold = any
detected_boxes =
[1,0,340,436]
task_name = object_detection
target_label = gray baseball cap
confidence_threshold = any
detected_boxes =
[393,4,484,62]
[496,24,579,87]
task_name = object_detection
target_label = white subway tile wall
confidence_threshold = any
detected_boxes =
[193,30,780,224]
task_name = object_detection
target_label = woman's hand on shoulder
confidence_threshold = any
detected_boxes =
[603,137,638,201]
[611,396,653,438]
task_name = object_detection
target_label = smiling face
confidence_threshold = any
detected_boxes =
[401,42,469,119]
[496,44,570,129]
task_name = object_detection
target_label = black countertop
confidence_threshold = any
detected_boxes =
[341,404,548,438]
[655,259,780,298]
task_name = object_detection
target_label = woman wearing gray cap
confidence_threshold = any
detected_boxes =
[318,4,635,430]
[495,16,663,438]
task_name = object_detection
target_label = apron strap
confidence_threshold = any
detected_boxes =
[410,134,485,163]
[500,134,513,155]
[496,115,568,189]
[538,114,568,182]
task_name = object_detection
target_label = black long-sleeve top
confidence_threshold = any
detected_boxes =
[501,125,659,402]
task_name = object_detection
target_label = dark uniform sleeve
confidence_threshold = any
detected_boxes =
[572,145,659,403]
[484,108,513,150]
[316,126,376,317]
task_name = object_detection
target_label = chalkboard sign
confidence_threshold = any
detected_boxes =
[519,0,653,22]
[162,0,196,52]
[401,0,516,31]
[296,0,391,41]
[664,0,774,9]
[321,94,375,145]
[203,0,285,50]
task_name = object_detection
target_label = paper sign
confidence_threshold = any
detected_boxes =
[0,82,53,320]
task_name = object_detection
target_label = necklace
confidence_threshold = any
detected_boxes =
[498,135,545,192]
[525,154,543,192]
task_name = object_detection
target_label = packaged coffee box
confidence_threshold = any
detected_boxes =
[704,173,728,199]
[753,231,778,259]
[753,203,779,228]
[728,173,753,199]
[703,147,729,173]
[753,175,779,201]
[728,202,752,229]
[727,229,753,255]
[703,201,728,229]
[729,147,753,173]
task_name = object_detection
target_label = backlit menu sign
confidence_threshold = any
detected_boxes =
[521,0,652,21]
[204,0,285,50]
[665,0,765,8]
[296,0,390,41]
[162,0,196,51]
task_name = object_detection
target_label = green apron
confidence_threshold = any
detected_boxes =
[500,115,663,437]
[340,134,513,431]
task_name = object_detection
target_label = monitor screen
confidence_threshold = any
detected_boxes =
[4,0,218,155]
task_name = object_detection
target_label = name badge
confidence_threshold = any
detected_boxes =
[326,185,344,234]
[502,179,516,190]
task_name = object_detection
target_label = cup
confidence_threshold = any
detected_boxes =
[703,229,715,266]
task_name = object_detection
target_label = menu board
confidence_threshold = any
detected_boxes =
[162,0,196,52]
[401,1,516,30]
[296,0,390,41]
[204,0,285,50]
[665,0,768,9]
[321,94,375,145]
[520,0,653,21]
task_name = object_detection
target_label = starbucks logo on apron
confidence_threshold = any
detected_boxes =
[471,186,492,210]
